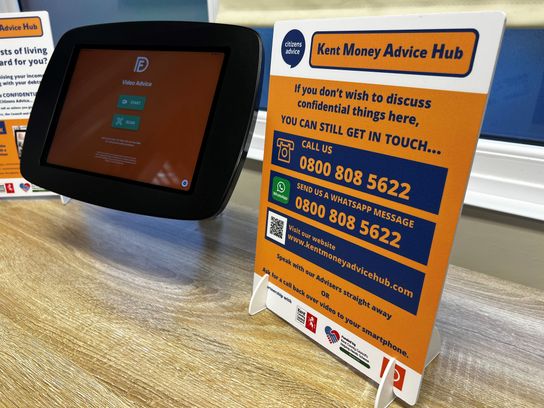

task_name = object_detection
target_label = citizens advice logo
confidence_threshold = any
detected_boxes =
[281,29,305,68]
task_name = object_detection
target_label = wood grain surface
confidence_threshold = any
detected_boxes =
[0,198,542,407]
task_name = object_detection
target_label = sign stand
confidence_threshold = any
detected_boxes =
[375,358,397,408]
[374,327,441,408]
[248,274,442,408]
[60,195,72,205]
[248,273,269,315]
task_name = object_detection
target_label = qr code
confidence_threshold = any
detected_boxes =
[266,211,287,245]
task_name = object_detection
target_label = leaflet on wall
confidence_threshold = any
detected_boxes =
[0,11,54,197]
[254,12,505,405]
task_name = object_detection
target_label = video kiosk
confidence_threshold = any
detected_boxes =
[21,22,263,219]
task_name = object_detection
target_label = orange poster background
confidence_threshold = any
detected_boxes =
[255,75,486,372]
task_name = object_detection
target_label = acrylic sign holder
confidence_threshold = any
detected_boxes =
[249,274,441,408]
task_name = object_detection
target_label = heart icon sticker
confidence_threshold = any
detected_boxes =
[20,183,31,192]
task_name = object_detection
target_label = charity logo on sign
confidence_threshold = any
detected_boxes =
[325,326,340,344]
[19,182,31,192]
[281,29,305,68]
[305,312,318,333]
[5,183,15,193]
[380,357,406,391]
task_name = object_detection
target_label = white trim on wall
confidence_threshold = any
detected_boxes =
[247,111,267,161]
[207,0,219,22]
[465,139,544,221]
[247,111,544,221]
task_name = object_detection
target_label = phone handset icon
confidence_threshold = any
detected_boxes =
[276,138,295,163]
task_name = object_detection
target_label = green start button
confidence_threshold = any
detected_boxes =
[117,95,146,111]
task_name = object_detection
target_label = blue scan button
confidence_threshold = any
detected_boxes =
[112,114,140,131]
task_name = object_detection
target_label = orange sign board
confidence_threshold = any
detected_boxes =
[0,12,53,198]
[254,12,505,405]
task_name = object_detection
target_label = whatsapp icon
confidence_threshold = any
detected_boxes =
[272,176,290,204]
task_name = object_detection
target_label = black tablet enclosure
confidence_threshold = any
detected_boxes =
[21,22,263,219]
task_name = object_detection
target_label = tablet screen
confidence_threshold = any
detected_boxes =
[46,48,225,191]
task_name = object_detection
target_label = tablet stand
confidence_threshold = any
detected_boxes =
[248,273,442,408]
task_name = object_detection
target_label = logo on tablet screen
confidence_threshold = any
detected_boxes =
[134,56,149,73]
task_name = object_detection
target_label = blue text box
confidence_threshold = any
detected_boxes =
[269,170,436,264]
[266,208,425,315]
[272,130,447,214]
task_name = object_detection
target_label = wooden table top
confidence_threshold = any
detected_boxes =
[0,198,542,407]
